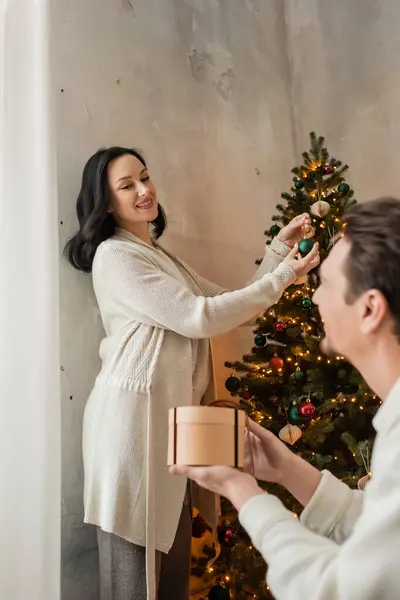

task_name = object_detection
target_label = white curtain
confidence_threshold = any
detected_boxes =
[0,2,60,600]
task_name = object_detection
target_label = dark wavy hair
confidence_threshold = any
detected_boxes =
[64,146,167,273]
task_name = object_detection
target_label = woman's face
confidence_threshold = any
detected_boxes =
[107,154,158,232]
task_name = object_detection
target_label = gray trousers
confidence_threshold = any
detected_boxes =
[97,503,192,600]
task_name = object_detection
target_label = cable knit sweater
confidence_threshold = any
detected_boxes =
[82,229,295,600]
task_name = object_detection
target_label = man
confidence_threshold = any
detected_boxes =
[170,197,400,600]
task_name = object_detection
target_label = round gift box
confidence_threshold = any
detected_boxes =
[168,405,245,467]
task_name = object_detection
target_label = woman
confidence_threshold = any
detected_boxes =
[64,146,318,600]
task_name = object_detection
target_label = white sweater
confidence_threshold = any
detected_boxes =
[82,229,295,600]
[239,378,400,600]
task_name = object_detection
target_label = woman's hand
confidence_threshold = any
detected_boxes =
[277,213,313,248]
[244,420,295,484]
[284,242,320,277]
[169,465,263,512]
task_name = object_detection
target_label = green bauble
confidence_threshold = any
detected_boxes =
[298,238,315,256]
[300,297,313,311]
[293,368,305,381]
[225,376,241,394]
[269,224,281,236]
[254,334,267,347]
[338,182,350,194]
[295,179,304,190]
[289,405,302,422]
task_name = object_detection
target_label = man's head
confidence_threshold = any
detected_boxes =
[312,197,400,365]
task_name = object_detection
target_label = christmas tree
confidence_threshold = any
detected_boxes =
[193,133,381,600]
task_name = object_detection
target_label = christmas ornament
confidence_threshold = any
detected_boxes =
[303,225,315,239]
[278,423,302,445]
[218,523,237,547]
[338,182,350,194]
[225,375,241,394]
[357,473,371,491]
[274,321,287,333]
[298,238,315,256]
[269,224,281,236]
[192,514,209,538]
[289,405,302,423]
[324,165,334,174]
[299,400,316,418]
[294,179,304,190]
[300,297,313,311]
[293,368,304,381]
[310,200,330,217]
[208,585,230,600]
[239,389,252,400]
[254,333,267,347]
[269,355,284,371]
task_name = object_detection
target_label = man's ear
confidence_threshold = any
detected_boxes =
[359,289,389,334]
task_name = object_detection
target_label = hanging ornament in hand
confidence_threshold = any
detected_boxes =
[254,333,267,347]
[300,297,313,311]
[294,179,304,190]
[279,423,302,445]
[299,399,316,418]
[208,585,230,600]
[269,224,281,237]
[274,321,287,333]
[298,238,315,256]
[192,514,210,538]
[338,182,350,194]
[225,375,241,394]
[303,225,315,239]
[310,200,330,217]
[324,164,335,174]
[269,355,284,371]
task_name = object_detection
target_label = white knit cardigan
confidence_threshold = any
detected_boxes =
[82,229,295,599]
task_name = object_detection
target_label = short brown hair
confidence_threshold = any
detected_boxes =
[342,197,400,340]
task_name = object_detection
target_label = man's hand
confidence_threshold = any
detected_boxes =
[284,242,320,277]
[244,420,295,484]
[169,465,264,512]
[277,213,313,248]
[244,420,323,507]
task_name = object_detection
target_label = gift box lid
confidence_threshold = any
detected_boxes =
[168,405,246,426]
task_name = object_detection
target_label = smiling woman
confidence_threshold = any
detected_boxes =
[64,147,167,272]
[64,146,318,600]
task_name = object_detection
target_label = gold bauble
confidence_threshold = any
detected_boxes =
[278,423,302,445]
[310,200,330,218]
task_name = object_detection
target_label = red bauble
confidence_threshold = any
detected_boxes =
[299,401,316,418]
[240,389,252,400]
[324,165,334,174]
[274,321,287,333]
[269,356,284,371]
[218,524,237,547]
